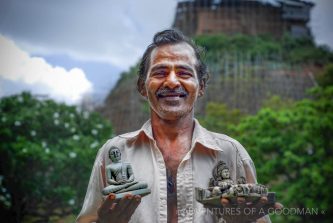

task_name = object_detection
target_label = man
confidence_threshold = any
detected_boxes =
[77,29,280,223]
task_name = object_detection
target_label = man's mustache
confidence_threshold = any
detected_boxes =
[156,87,188,97]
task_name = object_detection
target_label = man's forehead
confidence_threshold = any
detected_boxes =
[149,42,197,66]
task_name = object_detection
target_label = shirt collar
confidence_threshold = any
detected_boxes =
[118,119,154,141]
[118,119,223,152]
[192,119,223,152]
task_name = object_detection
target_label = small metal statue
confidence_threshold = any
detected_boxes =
[102,146,151,199]
[195,161,275,206]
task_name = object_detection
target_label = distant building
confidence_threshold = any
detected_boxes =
[173,0,314,38]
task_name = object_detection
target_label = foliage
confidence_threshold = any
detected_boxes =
[238,87,333,222]
[198,102,244,136]
[201,86,333,222]
[0,92,113,223]
[316,63,333,88]
[115,65,139,86]
[261,95,294,111]
[195,33,333,66]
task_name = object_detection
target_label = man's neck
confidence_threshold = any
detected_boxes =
[151,112,195,142]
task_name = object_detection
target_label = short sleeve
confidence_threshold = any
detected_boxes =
[76,141,110,223]
[234,141,272,223]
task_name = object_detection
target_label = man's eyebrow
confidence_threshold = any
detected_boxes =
[150,64,195,73]
[176,65,195,72]
[150,65,169,72]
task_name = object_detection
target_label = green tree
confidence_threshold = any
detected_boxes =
[200,87,332,222]
[0,92,113,223]
[316,63,333,88]
[235,87,333,222]
[195,33,333,65]
[198,102,244,136]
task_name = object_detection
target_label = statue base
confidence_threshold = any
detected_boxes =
[104,188,151,201]
[195,187,275,207]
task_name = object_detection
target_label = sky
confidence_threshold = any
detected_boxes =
[0,0,332,105]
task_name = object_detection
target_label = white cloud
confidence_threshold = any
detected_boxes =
[0,0,330,72]
[0,0,177,69]
[309,0,333,49]
[0,35,92,104]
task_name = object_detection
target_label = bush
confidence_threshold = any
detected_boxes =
[200,87,333,222]
[0,92,113,223]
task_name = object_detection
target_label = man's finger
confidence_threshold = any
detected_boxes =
[127,195,141,213]
[123,195,142,221]
[115,194,134,214]
[220,197,230,207]
[110,202,117,211]
[259,196,268,204]
[274,202,283,210]
[237,196,246,205]
[98,194,117,215]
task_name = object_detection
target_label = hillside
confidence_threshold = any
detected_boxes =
[99,34,333,134]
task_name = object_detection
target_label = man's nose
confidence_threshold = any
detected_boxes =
[163,71,180,89]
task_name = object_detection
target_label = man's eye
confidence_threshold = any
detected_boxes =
[178,71,193,77]
[152,71,167,77]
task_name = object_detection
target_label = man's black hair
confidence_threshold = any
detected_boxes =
[137,29,209,93]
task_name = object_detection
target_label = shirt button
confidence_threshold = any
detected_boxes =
[161,199,167,206]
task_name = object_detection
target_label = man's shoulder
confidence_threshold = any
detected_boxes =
[197,123,243,149]
[205,129,241,145]
[99,129,143,151]
[198,126,250,160]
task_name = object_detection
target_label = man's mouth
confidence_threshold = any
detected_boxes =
[157,93,187,98]
[156,88,188,98]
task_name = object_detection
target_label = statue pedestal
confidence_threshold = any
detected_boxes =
[104,188,151,201]
[195,188,275,207]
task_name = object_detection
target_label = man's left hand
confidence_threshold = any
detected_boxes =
[205,196,283,223]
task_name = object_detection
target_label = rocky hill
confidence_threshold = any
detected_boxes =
[99,34,333,134]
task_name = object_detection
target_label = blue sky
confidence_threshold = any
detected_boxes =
[0,0,332,105]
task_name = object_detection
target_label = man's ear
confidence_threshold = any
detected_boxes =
[198,81,205,97]
[140,86,147,98]
[141,90,147,98]
[138,80,148,98]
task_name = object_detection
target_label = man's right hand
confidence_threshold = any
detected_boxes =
[97,193,141,223]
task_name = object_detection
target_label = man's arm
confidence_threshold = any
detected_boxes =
[204,141,282,223]
[76,141,142,223]
[216,143,281,223]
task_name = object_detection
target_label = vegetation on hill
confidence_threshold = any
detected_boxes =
[103,34,333,133]
[195,34,333,65]
[115,34,333,85]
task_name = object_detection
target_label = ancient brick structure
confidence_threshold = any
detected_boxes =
[173,0,313,38]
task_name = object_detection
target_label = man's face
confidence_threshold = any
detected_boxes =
[143,43,204,120]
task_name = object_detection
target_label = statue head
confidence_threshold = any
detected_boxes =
[109,146,121,162]
[221,168,230,179]
[213,161,230,180]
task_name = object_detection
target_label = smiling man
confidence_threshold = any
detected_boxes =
[77,29,279,223]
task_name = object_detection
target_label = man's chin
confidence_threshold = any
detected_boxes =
[156,108,193,121]
[158,97,183,106]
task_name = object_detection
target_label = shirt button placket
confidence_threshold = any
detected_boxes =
[156,143,167,223]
